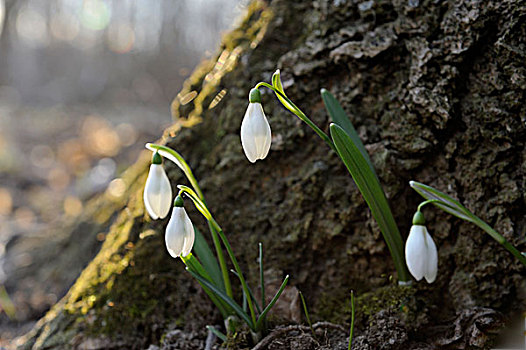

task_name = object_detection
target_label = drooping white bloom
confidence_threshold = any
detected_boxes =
[405,224,438,283]
[240,88,271,163]
[143,153,172,220]
[165,204,195,258]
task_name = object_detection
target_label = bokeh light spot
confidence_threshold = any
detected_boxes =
[115,123,137,147]
[47,167,71,192]
[64,195,83,217]
[106,178,126,200]
[81,0,111,31]
[50,13,80,42]
[81,116,121,157]
[107,22,135,53]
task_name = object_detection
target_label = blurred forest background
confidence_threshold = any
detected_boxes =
[0,0,242,344]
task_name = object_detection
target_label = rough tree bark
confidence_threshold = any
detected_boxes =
[14,0,526,349]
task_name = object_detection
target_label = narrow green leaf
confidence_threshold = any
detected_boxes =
[409,181,474,222]
[206,325,227,342]
[321,89,376,176]
[193,227,224,291]
[410,181,526,266]
[348,291,355,350]
[259,243,265,312]
[255,275,289,330]
[330,123,410,282]
[230,270,262,314]
[182,254,231,317]
[186,268,255,329]
[299,291,312,330]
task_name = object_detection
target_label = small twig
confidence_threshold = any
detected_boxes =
[312,321,347,333]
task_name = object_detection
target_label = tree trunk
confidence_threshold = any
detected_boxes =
[15,0,526,349]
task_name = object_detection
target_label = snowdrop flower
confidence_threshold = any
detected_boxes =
[405,211,438,283]
[143,152,172,220]
[165,196,195,258]
[240,88,271,163]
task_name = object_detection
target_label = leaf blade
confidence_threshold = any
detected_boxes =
[321,89,376,176]
[186,269,255,329]
[255,275,289,330]
[193,227,224,292]
[330,123,410,282]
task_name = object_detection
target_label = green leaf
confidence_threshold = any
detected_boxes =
[230,270,262,314]
[410,181,526,266]
[193,228,224,292]
[186,268,255,329]
[299,291,312,330]
[206,325,227,342]
[409,181,474,222]
[255,275,289,330]
[321,89,376,176]
[259,243,265,313]
[330,123,410,282]
[348,291,355,350]
[182,254,231,317]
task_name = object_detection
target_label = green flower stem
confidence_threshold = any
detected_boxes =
[254,82,336,152]
[175,185,234,298]
[178,186,258,327]
[146,144,233,299]
[208,221,234,298]
[145,144,204,200]
[209,217,258,328]
[417,199,442,212]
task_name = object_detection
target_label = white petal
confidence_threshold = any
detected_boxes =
[181,212,195,257]
[405,225,427,281]
[240,103,271,163]
[241,105,258,162]
[423,228,438,283]
[143,164,172,219]
[165,207,187,258]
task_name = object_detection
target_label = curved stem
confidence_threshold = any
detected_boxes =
[417,199,442,212]
[145,145,234,298]
[255,82,336,152]
[145,144,205,200]
[177,186,234,298]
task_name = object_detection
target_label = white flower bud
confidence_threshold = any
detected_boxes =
[240,102,272,163]
[143,163,172,220]
[165,206,195,258]
[405,224,438,283]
